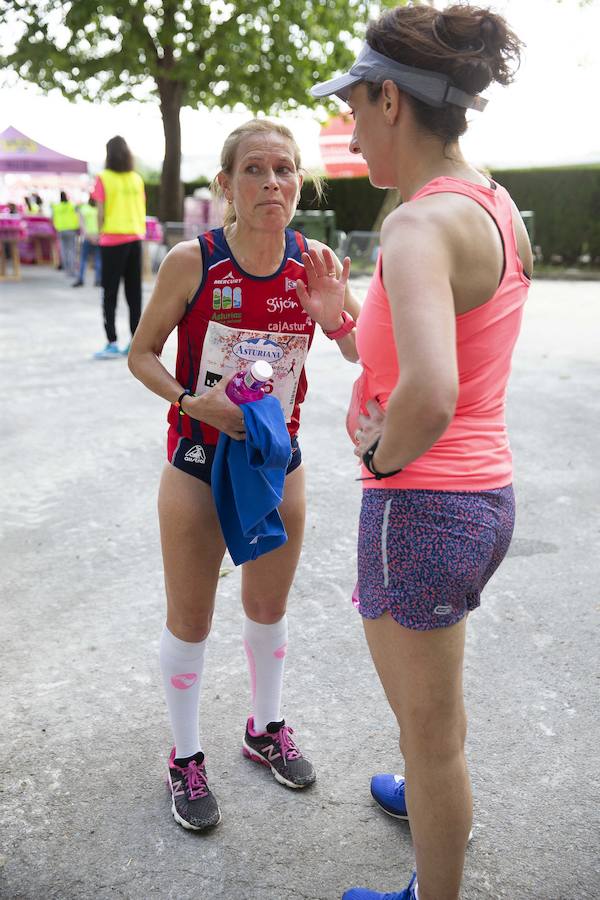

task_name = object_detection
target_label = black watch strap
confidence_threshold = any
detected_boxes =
[362,438,403,480]
[176,389,194,416]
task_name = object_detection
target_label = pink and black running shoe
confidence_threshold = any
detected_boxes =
[242,717,316,788]
[167,748,221,831]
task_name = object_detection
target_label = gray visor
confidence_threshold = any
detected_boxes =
[311,43,487,112]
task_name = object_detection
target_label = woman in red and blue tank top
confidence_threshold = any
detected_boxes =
[128,120,359,832]
[307,6,530,900]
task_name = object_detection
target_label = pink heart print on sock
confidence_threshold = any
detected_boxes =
[170,672,198,690]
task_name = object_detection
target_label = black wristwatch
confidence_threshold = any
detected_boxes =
[175,388,195,416]
[362,438,403,480]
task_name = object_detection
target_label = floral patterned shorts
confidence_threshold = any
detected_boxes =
[355,485,515,631]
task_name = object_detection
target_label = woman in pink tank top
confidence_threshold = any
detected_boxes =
[306,6,531,900]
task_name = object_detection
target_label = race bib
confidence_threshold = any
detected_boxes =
[196,321,310,422]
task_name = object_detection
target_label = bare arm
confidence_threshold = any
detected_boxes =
[128,241,245,440]
[355,209,459,473]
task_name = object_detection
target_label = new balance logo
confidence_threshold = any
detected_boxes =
[171,778,185,797]
[262,743,282,762]
[184,444,206,464]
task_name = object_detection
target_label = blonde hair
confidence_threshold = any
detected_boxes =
[211,119,324,227]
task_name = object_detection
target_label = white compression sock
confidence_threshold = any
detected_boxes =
[242,614,288,733]
[159,625,206,760]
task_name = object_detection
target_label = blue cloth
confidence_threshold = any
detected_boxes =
[212,396,292,566]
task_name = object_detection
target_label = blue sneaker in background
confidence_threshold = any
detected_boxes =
[370,773,473,841]
[342,871,417,900]
[371,773,409,818]
[93,342,121,360]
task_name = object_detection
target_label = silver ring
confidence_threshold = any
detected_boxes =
[327,271,336,276]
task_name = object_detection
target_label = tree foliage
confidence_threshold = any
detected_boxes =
[0,0,398,219]
[1,0,394,110]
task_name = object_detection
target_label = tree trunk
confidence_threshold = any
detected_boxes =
[158,78,184,222]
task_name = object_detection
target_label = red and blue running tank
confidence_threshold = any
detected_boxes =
[167,227,315,447]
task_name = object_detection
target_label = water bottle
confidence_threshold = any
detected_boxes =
[225,360,273,405]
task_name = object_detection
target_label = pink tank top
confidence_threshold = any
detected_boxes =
[355,177,530,491]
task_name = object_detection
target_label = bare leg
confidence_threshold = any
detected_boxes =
[241,464,306,622]
[158,463,226,642]
[363,613,471,900]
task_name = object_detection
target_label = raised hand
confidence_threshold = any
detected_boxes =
[296,247,351,332]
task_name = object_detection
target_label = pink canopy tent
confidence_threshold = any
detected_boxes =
[0,126,87,173]
[319,116,368,178]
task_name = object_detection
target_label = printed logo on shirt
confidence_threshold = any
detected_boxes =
[205,371,223,388]
[285,277,297,292]
[267,321,311,332]
[214,269,243,286]
[212,310,242,323]
[233,337,284,363]
[183,444,207,464]
[266,296,299,314]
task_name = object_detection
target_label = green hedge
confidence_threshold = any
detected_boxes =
[298,178,384,234]
[145,167,600,262]
[299,167,600,263]
[489,168,600,263]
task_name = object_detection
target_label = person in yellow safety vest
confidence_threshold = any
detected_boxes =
[91,135,146,359]
[51,191,80,278]
[73,196,102,288]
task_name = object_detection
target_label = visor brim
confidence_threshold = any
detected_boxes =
[310,73,360,102]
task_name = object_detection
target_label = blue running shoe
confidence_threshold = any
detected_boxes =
[371,773,474,841]
[342,871,417,900]
[371,773,408,819]
[93,341,121,360]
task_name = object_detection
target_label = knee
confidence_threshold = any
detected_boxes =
[166,609,213,643]
[399,704,467,765]
[242,597,287,624]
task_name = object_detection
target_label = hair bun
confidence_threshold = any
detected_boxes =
[479,14,503,53]
[455,56,494,94]
[442,5,524,87]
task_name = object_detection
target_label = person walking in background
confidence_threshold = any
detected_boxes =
[51,190,79,278]
[305,5,531,899]
[128,119,358,834]
[92,135,146,359]
[73,196,101,287]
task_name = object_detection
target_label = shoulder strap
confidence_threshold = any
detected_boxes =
[286,228,309,260]
[411,177,520,271]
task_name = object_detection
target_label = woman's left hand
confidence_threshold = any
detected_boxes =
[353,398,385,459]
[296,247,351,331]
